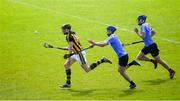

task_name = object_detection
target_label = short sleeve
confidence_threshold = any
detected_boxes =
[68,35,74,42]
[106,37,114,44]
[141,24,146,33]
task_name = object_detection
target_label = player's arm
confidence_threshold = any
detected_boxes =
[88,39,108,47]
[134,28,145,39]
[68,42,73,54]
[62,47,68,51]
[151,29,156,37]
[68,35,74,53]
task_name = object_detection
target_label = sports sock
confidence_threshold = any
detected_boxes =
[90,58,105,70]
[128,61,134,67]
[128,60,138,67]
[130,81,135,85]
[168,68,172,72]
[150,59,154,62]
[66,69,71,85]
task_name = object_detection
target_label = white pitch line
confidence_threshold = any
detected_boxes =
[9,0,110,26]
[154,37,180,44]
[10,0,180,44]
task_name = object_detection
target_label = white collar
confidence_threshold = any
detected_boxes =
[107,33,116,41]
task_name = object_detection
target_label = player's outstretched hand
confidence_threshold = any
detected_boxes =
[88,39,95,45]
[89,44,94,48]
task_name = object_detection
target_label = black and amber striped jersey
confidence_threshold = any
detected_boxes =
[66,32,83,53]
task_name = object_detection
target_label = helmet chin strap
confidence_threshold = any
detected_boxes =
[64,31,71,35]
[138,19,145,25]
[107,33,113,37]
[138,23,142,26]
[64,32,68,35]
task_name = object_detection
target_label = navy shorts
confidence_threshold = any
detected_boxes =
[141,43,159,57]
[119,54,129,67]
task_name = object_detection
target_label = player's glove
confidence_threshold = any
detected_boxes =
[63,54,70,59]
[63,53,74,59]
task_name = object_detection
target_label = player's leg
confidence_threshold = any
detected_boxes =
[137,51,157,68]
[154,55,169,70]
[150,43,175,79]
[119,54,136,89]
[78,51,112,72]
[136,51,151,61]
[128,48,157,69]
[154,55,175,79]
[118,67,136,89]
[60,57,76,88]
[81,57,112,73]
[127,51,143,67]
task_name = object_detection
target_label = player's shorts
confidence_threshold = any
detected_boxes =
[141,43,159,57]
[119,54,129,67]
[70,51,87,65]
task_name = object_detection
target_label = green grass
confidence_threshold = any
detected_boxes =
[0,0,180,100]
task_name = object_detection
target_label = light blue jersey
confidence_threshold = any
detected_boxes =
[141,23,154,47]
[106,34,127,58]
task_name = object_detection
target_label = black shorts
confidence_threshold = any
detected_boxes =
[141,43,159,57]
[119,54,129,67]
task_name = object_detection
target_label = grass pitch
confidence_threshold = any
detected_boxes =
[0,0,180,100]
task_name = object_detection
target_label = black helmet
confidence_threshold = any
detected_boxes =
[62,24,71,29]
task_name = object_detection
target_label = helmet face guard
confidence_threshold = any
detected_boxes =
[107,26,117,35]
[137,15,147,25]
